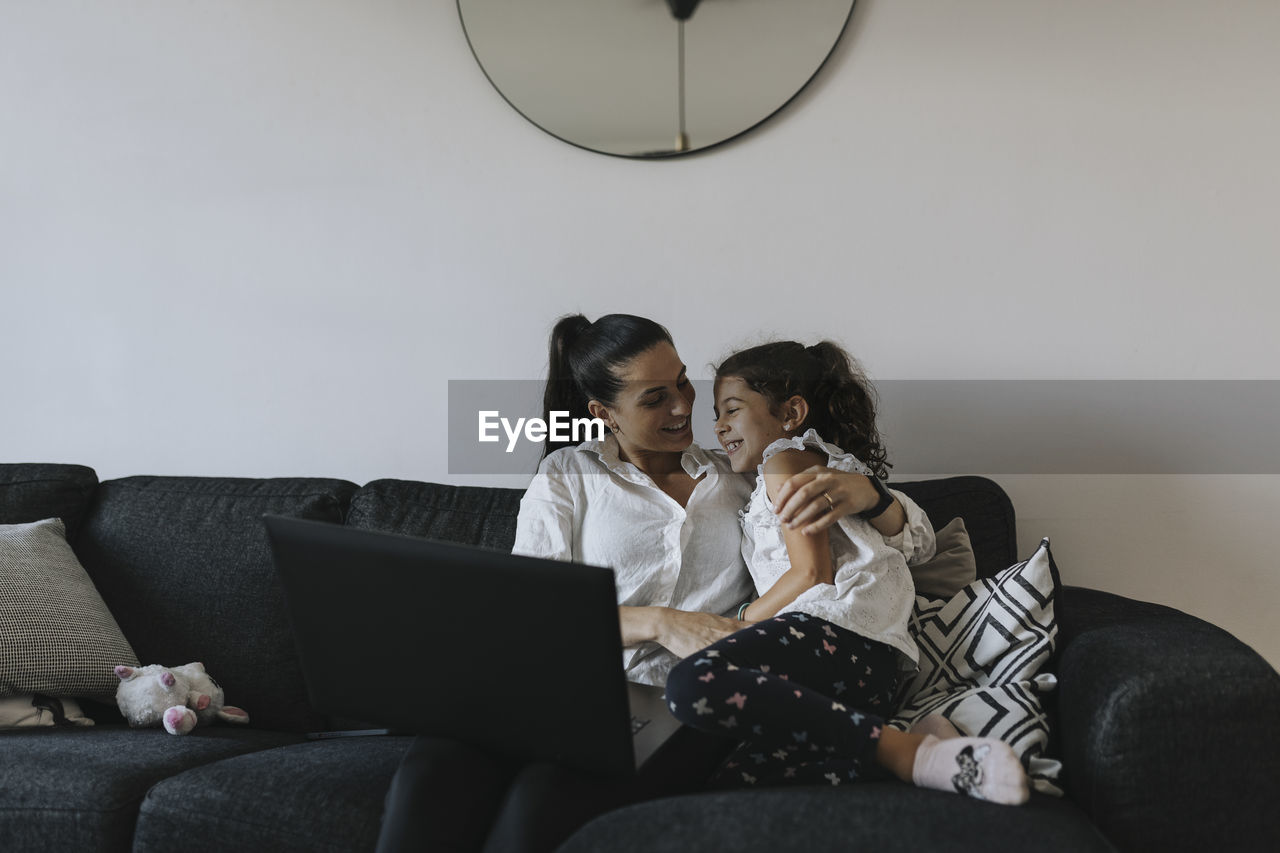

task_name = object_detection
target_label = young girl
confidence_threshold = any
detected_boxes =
[665,341,1031,805]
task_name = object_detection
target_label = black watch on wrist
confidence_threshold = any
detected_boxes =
[857,476,895,521]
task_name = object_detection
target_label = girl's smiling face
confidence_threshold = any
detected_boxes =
[713,375,794,473]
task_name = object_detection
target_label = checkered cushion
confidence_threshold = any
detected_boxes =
[891,538,1064,795]
[0,518,138,700]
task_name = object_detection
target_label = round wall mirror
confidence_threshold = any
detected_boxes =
[457,0,858,158]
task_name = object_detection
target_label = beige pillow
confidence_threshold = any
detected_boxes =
[910,516,978,598]
[0,518,139,700]
[0,694,94,727]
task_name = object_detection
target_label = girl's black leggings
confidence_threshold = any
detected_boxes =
[666,611,901,787]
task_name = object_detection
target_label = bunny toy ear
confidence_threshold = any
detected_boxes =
[114,665,136,680]
[218,706,250,725]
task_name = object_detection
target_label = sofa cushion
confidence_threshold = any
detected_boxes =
[347,479,524,549]
[0,463,98,539]
[559,785,1116,853]
[0,725,301,853]
[133,735,413,853]
[1,518,139,700]
[73,477,357,732]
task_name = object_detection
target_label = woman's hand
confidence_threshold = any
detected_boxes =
[773,466,904,536]
[621,606,746,659]
[659,609,747,659]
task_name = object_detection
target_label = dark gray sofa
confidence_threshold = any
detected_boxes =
[2,463,1278,853]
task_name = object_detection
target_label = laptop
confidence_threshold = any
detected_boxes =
[263,515,684,777]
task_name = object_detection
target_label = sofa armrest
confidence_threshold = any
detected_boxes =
[1056,586,1280,853]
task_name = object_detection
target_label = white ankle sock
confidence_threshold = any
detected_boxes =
[912,735,1030,805]
[909,713,962,740]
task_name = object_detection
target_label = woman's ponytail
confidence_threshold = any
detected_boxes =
[538,313,674,460]
[542,314,594,459]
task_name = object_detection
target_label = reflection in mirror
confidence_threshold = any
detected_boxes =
[458,0,857,158]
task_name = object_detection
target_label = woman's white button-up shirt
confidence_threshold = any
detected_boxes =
[513,435,754,686]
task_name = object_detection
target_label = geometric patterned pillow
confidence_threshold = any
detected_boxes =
[890,538,1064,796]
[0,518,139,700]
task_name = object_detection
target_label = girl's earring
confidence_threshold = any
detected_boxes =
[783,422,791,430]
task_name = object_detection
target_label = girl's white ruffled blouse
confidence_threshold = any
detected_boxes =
[742,429,936,670]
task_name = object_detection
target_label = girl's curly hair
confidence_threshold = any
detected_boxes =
[714,340,891,481]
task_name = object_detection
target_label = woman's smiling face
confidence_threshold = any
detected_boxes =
[588,341,695,457]
[712,375,790,473]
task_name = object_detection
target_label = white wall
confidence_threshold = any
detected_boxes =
[4,1,1279,665]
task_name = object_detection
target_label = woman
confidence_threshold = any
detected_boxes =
[377,314,927,853]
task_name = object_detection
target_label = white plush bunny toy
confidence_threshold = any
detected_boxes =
[114,662,250,735]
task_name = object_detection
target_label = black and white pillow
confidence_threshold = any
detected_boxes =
[0,518,139,700]
[892,538,1064,796]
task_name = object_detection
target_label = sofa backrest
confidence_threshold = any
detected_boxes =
[346,475,1018,578]
[345,479,523,548]
[72,475,358,732]
[2,464,1017,732]
[0,464,99,539]
[892,476,1017,578]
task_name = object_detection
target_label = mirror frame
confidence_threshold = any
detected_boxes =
[456,0,859,159]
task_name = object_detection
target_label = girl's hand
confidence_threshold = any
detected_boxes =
[772,466,884,535]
